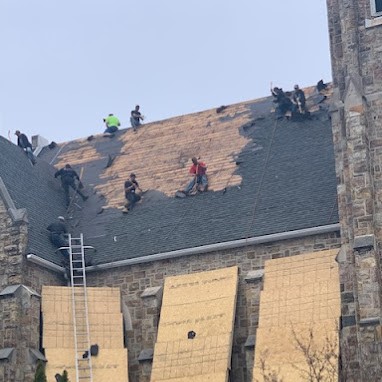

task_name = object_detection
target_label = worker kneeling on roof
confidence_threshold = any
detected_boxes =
[123,173,142,213]
[183,157,208,195]
[103,113,120,136]
[47,216,69,260]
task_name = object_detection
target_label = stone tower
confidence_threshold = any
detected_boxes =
[326,0,382,379]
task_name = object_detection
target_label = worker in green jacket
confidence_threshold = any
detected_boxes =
[103,113,121,136]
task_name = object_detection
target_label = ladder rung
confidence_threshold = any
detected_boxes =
[69,235,93,379]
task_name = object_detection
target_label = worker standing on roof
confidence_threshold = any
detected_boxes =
[183,157,208,195]
[47,216,69,259]
[292,85,307,114]
[15,130,36,165]
[103,113,120,136]
[54,164,88,206]
[130,105,144,132]
[123,173,142,213]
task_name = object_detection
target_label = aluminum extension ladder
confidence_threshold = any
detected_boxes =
[67,234,93,382]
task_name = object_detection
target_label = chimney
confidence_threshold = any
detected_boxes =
[31,135,49,156]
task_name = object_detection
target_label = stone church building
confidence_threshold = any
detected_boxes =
[1,0,382,381]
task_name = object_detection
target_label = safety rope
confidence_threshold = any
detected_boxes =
[244,118,279,240]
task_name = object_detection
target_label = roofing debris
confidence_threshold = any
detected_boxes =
[0,86,338,266]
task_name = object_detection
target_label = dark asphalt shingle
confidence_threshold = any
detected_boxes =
[0,137,68,259]
[2,97,339,266]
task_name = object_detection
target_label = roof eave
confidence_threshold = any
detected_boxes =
[26,223,340,274]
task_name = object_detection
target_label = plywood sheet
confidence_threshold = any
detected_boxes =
[42,286,128,381]
[253,249,340,382]
[45,348,128,382]
[151,267,238,382]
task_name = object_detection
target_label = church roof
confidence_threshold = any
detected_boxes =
[0,86,338,267]
[0,136,67,260]
[37,86,339,266]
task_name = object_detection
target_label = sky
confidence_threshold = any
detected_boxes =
[0,0,332,143]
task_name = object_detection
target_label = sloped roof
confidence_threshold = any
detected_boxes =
[0,136,67,259]
[38,87,339,266]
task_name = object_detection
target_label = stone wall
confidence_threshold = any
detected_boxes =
[0,198,64,382]
[327,0,382,380]
[0,198,27,288]
[86,232,341,382]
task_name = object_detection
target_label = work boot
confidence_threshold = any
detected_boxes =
[175,190,187,198]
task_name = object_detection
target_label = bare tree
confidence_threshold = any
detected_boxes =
[254,326,339,382]
[254,350,284,382]
[291,327,338,382]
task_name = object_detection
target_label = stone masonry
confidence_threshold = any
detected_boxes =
[327,0,382,380]
[86,232,341,382]
[0,198,64,382]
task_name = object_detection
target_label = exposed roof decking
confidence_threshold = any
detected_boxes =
[0,87,338,267]
[53,101,253,209]
[38,91,338,266]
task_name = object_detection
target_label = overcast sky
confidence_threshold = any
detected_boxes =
[0,0,331,143]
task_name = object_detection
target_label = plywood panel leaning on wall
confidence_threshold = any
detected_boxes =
[253,249,340,382]
[151,266,239,382]
[41,286,129,382]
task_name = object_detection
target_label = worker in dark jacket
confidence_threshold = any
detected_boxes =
[54,164,88,206]
[271,87,294,119]
[130,105,144,132]
[15,130,36,164]
[47,216,68,248]
[123,173,142,213]
[47,216,69,260]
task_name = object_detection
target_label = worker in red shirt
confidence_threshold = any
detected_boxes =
[184,157,208,195]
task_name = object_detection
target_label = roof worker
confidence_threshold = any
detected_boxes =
[123,173,142,213]
[103,113,120,136]
[54,164,88,207]
[130,105,144,132]
[47,216,69,260]
[183,157,208,195]
[292,84,307,114]
[15,130,36,165]
[271,86,293,120]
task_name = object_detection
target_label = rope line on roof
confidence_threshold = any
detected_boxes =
[49,142,67,165]
[245,118,279,240]
[75,111,334,245]
[106,118,223,243]
[111,113,275,244]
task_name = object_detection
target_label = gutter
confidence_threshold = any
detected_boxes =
[26,224,340,274]
[26,254,65,273]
